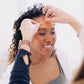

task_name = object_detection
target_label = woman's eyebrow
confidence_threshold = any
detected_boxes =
[38,28,55,31]
[51,28,55,30]
[38,28,46,31]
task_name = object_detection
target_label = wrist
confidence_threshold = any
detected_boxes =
[19,40,30,52]
[23,38,32,42]
[20,45,30,52]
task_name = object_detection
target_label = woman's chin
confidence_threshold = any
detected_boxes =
[42,50,52,56]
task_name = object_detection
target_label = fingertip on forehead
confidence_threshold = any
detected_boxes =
[32,16,55,27]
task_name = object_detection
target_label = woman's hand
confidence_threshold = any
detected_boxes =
[43,5,82,34]
[20,19,40,42]
[43,5,71,23]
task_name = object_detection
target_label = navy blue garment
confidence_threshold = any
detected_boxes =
[9,49,31,84]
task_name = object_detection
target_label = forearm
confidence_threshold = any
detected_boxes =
[19,40,31,65]
[67,16,82,35]
[9,49,31,84]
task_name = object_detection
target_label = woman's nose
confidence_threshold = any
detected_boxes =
[45,34,53,43]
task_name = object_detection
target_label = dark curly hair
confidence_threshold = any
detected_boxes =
[8,3,56,65]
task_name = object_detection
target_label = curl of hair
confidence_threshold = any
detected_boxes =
[7,3,56,65]
[8,3,44,65]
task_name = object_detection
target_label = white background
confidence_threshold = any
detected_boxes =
[0,0,83,83]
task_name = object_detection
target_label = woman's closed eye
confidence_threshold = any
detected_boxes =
[39,33,45,35]
[51,32,56,34]
[39,32,55,35]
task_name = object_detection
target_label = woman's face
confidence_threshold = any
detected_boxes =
[30,16,56,56]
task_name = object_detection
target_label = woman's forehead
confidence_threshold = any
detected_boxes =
[33,16,54,29]
[39,22,54,29]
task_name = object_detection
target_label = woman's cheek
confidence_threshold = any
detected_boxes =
[36,34,44,44]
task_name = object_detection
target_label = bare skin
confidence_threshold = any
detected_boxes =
[29,56,60,84]
[20,5,82,84]
[43,5,82,34]
[29,16,60,84]
[20,16,60,84]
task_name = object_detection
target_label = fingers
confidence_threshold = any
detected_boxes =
[30,20,40,33]
[21,19,37,25]
[30,19,37,24]
[43,5,52,14]
[49,14,55,18]
[43,6,49,14]
[30,19,40,30]
[45,10,53,18]
[21,19,30,24]
[20,18,39,28]
[34,23,40,32]
[43,5,56,23]
[20,19,40,33]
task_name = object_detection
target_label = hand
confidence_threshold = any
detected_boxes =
[43,5,82,34]
[20,19,40,42]
[43,5,72,23]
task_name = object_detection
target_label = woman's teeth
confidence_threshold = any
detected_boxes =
[44,45,51,48]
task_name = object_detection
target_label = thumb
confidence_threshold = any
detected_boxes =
[33,23,40,32]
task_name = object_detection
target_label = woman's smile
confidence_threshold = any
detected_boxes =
[42,44,53,50]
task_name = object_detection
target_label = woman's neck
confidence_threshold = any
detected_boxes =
[30,49,53,65]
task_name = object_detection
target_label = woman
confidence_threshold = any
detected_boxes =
[8,4,81,84]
